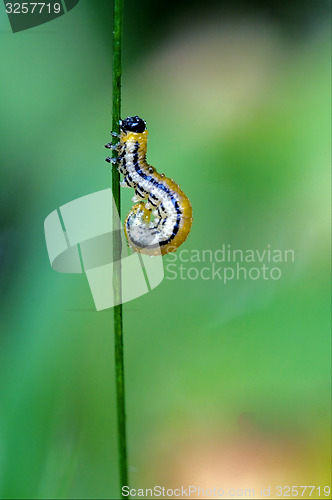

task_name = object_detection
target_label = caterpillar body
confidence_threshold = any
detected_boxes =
[106,116,193,256]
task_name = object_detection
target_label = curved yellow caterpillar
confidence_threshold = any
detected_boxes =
[106,116,193,256]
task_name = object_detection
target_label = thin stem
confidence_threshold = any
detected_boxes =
[112,0,128,498]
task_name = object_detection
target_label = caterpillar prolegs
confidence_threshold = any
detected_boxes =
[105,116,193,256]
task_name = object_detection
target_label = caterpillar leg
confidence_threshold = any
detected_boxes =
[120,174,136,188]
[145,193,159,211]
[133,185,149,202]
[105,156,118,164]
[118,164,127,175]
[132,193,147,203]
[105,142,118,150]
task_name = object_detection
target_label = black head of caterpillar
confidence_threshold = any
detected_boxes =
[120,116,146,133]
[106,116,193,256]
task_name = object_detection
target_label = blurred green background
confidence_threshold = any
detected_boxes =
[0,1,331,498]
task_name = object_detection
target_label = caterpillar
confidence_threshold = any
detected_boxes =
[105,116,193,256]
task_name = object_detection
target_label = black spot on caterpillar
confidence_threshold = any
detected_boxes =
[106,116,193,256]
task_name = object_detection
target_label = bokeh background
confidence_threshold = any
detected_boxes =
[0,0,331,498]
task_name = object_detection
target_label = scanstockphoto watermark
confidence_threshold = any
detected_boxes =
[165,244,295,283]
[122,485,256,498]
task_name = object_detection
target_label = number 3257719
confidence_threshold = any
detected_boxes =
[5,3,61,14]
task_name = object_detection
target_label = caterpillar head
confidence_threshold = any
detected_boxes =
[120,116,146,133]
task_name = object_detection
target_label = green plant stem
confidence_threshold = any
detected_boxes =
[112,0,128,497]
